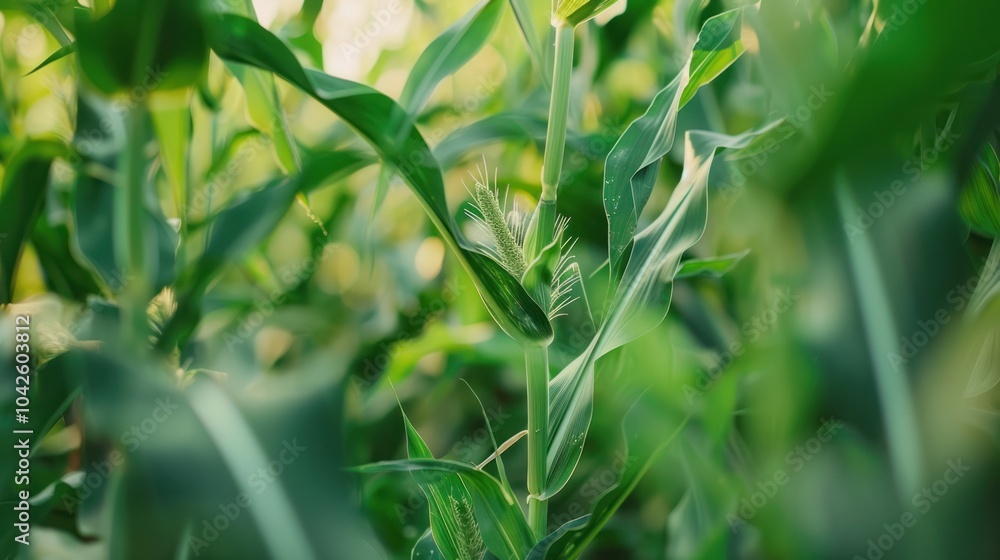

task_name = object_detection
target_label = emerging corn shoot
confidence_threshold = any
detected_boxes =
[466,166,528,280]
[464,162,581,321]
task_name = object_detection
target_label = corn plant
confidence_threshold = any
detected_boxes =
[356,2,776,557]
[3,0,1000,559]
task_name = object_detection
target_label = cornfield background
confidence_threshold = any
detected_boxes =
[1,0,1000,559]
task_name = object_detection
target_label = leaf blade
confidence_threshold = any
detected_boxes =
[544,124,779,498]
[0,141,66,304]
[205,14,552,344]
[674,249,750,280]
[399,0,505,113]
[604,7,747,282]
[373,0,505,224]
[506,0,548,86]
[355,459,535,560]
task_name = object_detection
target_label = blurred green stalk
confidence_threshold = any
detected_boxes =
[835,176,922,499]
[115,104,150,350]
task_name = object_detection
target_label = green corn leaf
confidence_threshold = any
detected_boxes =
[544,125,779,499]
[27,473,85,526]
[283,0,325,68]
[412,529,445,560]
[226,62,302,174]
[400,0,505,113]
[0,352,81,554]
[72,175,179,295]
[720,117,797,163]
[674,249,750,280]
[373,0,505,220]
[70,92,176,296]
[433,111,598,171]
[506,0,548,86]
[604,7,747,284]
[435,114,541,166]
[74,0,208,94]
[25,42,77,76]
[664,439,737,560]
[44,345,380,558]
[195,178,302,284]
[835,173,923,499]
[155,176,299,350]
[964,327,1000,399]
[462,380,515,494]
[150,91,191,226]
[155,151,369,350]
[30,218,103,301]
[969,240,1000,317]
[300,150,378,195]
[674,0,712,46]
[677,10,747,108]
[540,408,690,560]
[0,140,66,304]
[554,0,621,28]
[959,143,1000,238]
[355,459,534,560]
[397,404,482,560]
[187,380,316,560]
[525,515,590,559]
[217,1,320,231]
[961,242,1000,399]
[0,350,81,458]
[205,14,552,345]
[0,0,73,46]
[398,383,525,560]
[434,113,549,168]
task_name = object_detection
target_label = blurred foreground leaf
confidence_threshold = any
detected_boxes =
[75,0,207,94]
[0,141,66,304]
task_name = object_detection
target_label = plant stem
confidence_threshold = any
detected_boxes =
[540,24,574,204]
[116,103,150,350]
[525,344,549,539]
[524,17,575,541]
[526,22,574,265]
